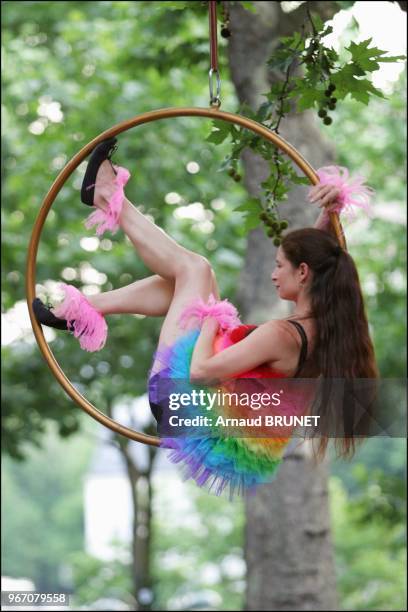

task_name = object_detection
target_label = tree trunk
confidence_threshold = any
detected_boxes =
[226,2,339,609]
[109,396,155,611]
[119,440,155,612]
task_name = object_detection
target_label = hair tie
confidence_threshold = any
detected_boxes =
[333,245,343,257]
[313,165,375,219]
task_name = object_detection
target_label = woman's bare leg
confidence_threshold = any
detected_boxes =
[87,275,175,316]
[85,160,221,333]
[86,272,220,317]
[94,160,202,281]
[115,223,220,358]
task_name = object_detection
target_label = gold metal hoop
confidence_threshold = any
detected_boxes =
[26,106,346,446]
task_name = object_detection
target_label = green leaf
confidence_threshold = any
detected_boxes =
[233,197,262,232]
[278,31,305,52]
[347,39,406,73]
[218,156,234,172]
[326,47,339,63]
[296,87,320,112]
[238,1,258,14]
[333,63,386,104]
[348,78,386,104]
[310,13,324,34]
[263,83,286,100]
[321,25,334,38]
[330,65,362,100]
[378,55,407,63]
[233,198,262,214]
[206,121,231,145]
[243,214,261,231]
[267,48,295,72]
[206,131,228,144]
[230,125,241,139]
[290,175,310,186]
[212,119,230,132]
[256,102,273,122]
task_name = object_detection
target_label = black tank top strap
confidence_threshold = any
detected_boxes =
[286,320,308,377]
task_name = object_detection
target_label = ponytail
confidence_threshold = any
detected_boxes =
[281,228,379,461]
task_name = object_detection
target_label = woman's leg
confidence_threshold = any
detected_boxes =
[94,160,204,281]
[94,162,218,348]
[86,160,220,326]
[115,201,220,352]
[86,271,220,317]
[87,275,175,316]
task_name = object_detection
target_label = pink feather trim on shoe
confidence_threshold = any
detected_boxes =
[84,166,131,236]
[52,283,108,352]
[178,293,242,331]
[311,165,375,218]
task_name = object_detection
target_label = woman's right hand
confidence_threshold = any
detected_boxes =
[309,183,343,234]
[308,183,342,213]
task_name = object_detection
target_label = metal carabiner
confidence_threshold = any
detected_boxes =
[208,68,221,108]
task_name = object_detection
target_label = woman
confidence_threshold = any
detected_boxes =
[34,139,378,497]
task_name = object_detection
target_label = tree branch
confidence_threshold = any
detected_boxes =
[279,1,341,37]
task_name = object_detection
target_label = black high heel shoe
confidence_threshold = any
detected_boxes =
[32,298,74,331]
[81,137,118,207]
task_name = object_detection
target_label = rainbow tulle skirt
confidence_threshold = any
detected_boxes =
[147,296,305,499]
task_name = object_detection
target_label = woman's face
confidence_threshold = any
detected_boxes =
[271,247,303,301]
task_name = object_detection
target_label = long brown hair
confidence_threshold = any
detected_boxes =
[281,228,379,463]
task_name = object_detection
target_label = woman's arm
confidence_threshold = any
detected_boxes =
[189,319,298,384]
[309,184,342,238]
[314,209,339,239]
[189,317,220,381]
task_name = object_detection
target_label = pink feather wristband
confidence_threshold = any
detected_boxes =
[310,165,375,218]
[178,294,241,332]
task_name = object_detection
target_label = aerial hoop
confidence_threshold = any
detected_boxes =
[26,106,346,446]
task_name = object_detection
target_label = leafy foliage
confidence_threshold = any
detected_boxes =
[323,69,406,377]
[205,7,405,241]
[67,549,135,610]
[151,480,245,611]
[330,465,406,611]
[2,0,248,458]
[1,421,95,591]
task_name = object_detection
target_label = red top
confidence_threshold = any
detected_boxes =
[225,324,288,379]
